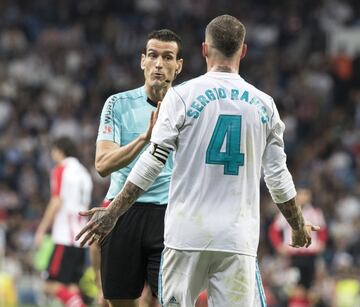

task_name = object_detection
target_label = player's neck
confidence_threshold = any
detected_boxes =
[210,65,237,73]
[207,55,240,74]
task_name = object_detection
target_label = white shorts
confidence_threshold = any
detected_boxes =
[159,247,266,307]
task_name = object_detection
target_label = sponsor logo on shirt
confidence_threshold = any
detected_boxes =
[103,125,112,134]
[104,96,117,125]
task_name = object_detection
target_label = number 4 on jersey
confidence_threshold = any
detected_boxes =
[206,115,245,175]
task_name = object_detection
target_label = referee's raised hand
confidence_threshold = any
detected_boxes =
[142,101,162,142]
[75,207,117,247]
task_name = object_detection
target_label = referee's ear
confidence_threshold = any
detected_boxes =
[175,58,183,76]
[141,53,146,70]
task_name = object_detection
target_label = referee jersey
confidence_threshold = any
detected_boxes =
[97,86,172,204]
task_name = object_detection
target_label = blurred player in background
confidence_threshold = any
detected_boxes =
[35,137,93,307]
[269,187,327,306]
[89,29,183,307]
[76,14,321,306]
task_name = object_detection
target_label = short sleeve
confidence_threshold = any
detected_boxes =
[97,95,120,143]
[151,87,186,151]
[51,165,64,197]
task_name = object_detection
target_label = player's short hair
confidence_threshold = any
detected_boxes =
[144,29,183,59]
[206,15,246,58]
[52,137,78,158]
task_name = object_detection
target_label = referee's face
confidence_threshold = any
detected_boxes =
[142,39,182,90]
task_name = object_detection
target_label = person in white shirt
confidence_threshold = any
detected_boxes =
[35,137,92,307]
[76,14,320,307]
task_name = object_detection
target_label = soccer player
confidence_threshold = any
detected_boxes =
[76,15,320,306]
[35,137,93,307]
[90,29,183,307]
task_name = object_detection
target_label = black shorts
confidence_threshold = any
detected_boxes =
[47,244,86,284]
[100,203,166,300]
[291,254,316,289]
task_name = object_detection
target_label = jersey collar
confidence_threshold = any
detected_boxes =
[205,71,243,80]
[147,97,157,107]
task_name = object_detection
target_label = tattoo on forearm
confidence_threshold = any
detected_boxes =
[276,197,305,230]
[110,181,145,217]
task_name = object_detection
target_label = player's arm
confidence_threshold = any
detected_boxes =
[76,143,170,246]
[276,198,304,230]
[34,196,61,247]
[264,140,319,248]
[263,101,319,247]
[276,198,320,247]
[111,143,171,215]
[95,105,160,177]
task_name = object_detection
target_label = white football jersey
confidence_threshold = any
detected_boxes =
[151,71,296,256]
[51,157,93,247]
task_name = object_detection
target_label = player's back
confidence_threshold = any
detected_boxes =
[52,157,93,246]
[154,71,278,256]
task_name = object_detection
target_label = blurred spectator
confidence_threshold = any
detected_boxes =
[0,0,358,305]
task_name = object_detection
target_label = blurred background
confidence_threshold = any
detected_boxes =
[0,0,359,306]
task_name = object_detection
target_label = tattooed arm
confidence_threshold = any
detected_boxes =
[276,197,320,248]
[261,100,320,248]
[75,181,145,247]
[108,181,144,218]
[75,142,169,246]
[276,197,305,230]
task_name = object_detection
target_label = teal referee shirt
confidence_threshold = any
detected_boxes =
[97,86,172,205]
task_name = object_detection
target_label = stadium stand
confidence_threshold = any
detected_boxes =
[0,0,359,306]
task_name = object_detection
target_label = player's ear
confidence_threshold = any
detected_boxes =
[175,59,183,75]
[240,43,247,60]
[141,53,146,70]
[202,42,208,58]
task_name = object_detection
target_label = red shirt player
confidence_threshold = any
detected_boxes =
[35,137,93,307]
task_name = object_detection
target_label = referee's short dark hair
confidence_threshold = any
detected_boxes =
[144,29,183,59]
[52,136,78,158]
[206,15,246,58]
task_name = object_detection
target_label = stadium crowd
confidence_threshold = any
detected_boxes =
[0,0,359,306]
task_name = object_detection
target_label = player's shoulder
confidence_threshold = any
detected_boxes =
[105,86,145,106]
[173,75,205,89]
[170,75,205,97]
[51,163,65,182]
[52,163,63,172]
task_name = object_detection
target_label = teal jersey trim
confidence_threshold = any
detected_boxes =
[97,86,172,204]
[256,261,267,307]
